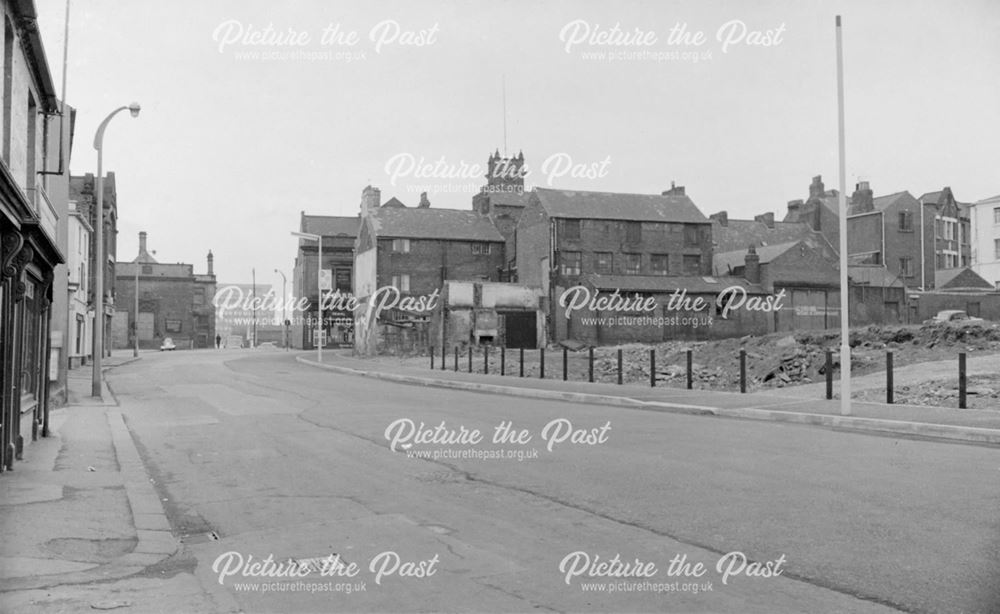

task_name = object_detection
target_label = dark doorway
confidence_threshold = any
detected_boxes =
[500,311,536,349]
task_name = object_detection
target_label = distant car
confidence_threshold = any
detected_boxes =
[924,310,983,324]
[160,337,176,351]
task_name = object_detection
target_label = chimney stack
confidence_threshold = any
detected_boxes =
[207,250,214,275]
[850,180,874,213]
[809,175,825,199]
[360,185,382,216]
[754,212,775,228]
[786,199,803,221]
[662,181,686,197]
[709,211,728,227]
[139,231,147,254]
[744,245,761,284]
[418,191,431,208]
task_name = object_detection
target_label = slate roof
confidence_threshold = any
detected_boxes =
[713,241,801,275]
[712,218,834,254]
[301,215,361,237]
[934,267,993,290]
[585,273,766,295]
[367,207,504,242]
[534,188,709,224]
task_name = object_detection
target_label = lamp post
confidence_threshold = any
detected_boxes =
[92,102,140,398]
[291,231,323,363]
[274,269,288,351]
[133,255,139,358]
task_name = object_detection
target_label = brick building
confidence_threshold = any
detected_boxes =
[471,150,531,279]
[919,187,972,271]
[0,0,64,470]
[515,186,714,342]
[354,185,505,354]
[70,172,118,353]
[783,175,843,250]
[114,232,216,350]
[291,211,359,349]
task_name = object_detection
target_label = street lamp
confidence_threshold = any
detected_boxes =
[291,231,323,363]
[274,268,288,351]
[92,102,140,398]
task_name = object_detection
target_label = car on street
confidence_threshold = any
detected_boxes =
[160,337,176,351]
[923,310,984,324]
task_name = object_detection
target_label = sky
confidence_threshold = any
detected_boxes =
[36,0,1000,289]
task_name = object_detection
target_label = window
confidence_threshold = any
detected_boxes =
[995,239,1000,260]
[193,287,204,306]
[391,274,410,292]
[594,252,613,274]
[472,243,492,255]
[898,211,913,231]
[625,222,641,243]
[683,224,701,247]
[899,257,913,277]
[683,254,701,275]
[142,265,152,275]
[651,254,670,275]
[624,253,641,275]
[560,219,581,241]
[391,238,410,253]
[994,207,1000,225]
[560,251,582,276]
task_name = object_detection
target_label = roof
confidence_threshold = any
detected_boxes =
[487,191,532,208]
[848,266,905,288]
[918,190,943,205]
[533,188,709,224]
[301,215,361,237]
[367,207,504,242]
[713,241,801,275]
[973,194,1000,206]
[712,218,832,254]
[934,267,993,290]
[585,273,766,295]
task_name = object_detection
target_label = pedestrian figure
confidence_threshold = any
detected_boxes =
[216,334,221,349]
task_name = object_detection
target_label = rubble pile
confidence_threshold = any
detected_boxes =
[855,374,1000,410]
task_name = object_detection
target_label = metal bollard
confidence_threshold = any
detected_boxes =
[520,347,524,377]
[886,351,893,404]
[484,346,489,375]
[501,347,505,376]
[563,347,568,381]
[454,346,459,372]
[739,349,747,394]
[430,347,435,370]
[588,347,594,383]
[617,349,623,385]
[468,347,472,373]
[686,349,693,390]
[540,348,545,379]
[441,345,446,371]
[959,352,967,409]
[825,350,833,400]
[650,349,656,388]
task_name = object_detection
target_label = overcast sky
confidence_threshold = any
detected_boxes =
[36,0,1000,288]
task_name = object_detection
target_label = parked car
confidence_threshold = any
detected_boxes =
[160,337,177,351]
[924,310,983,325]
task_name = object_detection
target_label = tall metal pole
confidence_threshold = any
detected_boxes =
[251,267,256,348]
[835,15,851,416]
[133,257,139,357]
[90,104,139,398]
[275,269,287,351]
[318,238,323,363]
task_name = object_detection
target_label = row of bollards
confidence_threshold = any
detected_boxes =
[433,346,973,408]
[431,346,699,390]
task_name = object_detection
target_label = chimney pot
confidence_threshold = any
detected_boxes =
[744,245,762,284]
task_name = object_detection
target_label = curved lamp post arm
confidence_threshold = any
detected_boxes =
[93,103,140,150]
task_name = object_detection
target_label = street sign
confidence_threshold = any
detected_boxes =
[319,269,332,291]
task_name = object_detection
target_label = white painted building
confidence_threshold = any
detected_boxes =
[66,200,92,367]
[969,194,1000,289]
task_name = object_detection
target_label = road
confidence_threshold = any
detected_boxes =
[107,349,999,613]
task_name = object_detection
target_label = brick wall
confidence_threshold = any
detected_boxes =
[376,238,505,297]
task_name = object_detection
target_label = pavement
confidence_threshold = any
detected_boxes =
[0,350,230,613]
[298,350,1000,446]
